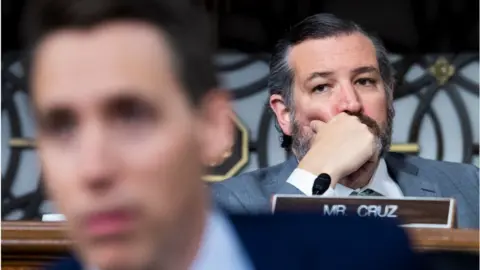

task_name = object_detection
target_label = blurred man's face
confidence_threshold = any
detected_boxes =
[32,21,229,270]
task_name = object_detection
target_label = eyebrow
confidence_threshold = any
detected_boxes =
[306,71,334,82]
[35,90,154,121]
[351,66,380,76]
[305,65,380,83]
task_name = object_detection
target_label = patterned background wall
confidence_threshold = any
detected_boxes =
[2,51,479,220]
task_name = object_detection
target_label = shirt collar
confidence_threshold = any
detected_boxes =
[334,159,391,196]
[190,211,253,270]
[363,158,392,196]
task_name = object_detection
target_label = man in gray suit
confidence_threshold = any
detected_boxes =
[211,13,479,229]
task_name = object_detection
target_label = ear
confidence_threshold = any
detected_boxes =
[198,89,234,166]
[269,93,292,136]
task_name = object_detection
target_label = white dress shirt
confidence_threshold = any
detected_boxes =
[191,211,254,270]
[286,159,404,198]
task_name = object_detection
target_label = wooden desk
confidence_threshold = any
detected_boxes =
[2,221,479,269]
[409,228,479,252]
[2,222,70,270]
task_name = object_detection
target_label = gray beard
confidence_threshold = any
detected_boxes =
[290,104,394,162]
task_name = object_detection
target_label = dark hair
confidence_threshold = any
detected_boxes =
[268,13,395,149]
[21,0,217,106]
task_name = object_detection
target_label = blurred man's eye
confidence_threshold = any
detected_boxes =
[39,110,77,138]
[109,96,156,124]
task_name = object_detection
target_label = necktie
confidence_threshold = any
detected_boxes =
[350,188,383,197]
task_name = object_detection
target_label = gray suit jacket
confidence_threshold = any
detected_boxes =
[210,153,479,229]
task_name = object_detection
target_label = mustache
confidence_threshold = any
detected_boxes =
[345,111,381,137]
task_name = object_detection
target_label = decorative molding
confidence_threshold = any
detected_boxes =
[428,57,455,86]
[390,143,420,154]
[203,114,249,182]
[394,54,479,163]
[10,138,36,148]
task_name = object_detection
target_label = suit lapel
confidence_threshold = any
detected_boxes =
[385,153,440,197]
[274,156,304,195]
[272,153,441,198]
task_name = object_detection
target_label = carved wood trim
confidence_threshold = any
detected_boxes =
[409,228,479,252]
[3,221,70,252]
[2,222,71,269]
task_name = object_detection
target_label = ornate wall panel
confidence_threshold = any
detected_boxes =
[2,51,479,220]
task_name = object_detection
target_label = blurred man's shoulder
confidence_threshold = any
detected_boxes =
[45,256,81,270]
[228,213,423,270]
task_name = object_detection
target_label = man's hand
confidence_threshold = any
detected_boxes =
[297,112,381,188]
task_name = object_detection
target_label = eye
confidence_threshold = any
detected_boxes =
[39,110,77,139]
[109,96,155,125]
[355,78,377,86]
[312,84,330,93]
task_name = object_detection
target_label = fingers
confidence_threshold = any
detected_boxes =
[309,120,325,133]
[329,112,352,123]
[332,112,380,136]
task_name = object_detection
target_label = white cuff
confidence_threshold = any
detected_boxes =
[321,187,336,197]
[287,168,338,197]
[286,168,317,195]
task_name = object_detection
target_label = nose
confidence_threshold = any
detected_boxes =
[333,83,363,114]
[77,123,116,194]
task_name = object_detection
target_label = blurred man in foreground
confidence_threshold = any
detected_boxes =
[25,0,243,269]
[212,13,479,229]
[25,0,425,269]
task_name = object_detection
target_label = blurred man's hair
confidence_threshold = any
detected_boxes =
[268,13,395,150]
[22,0,217,106]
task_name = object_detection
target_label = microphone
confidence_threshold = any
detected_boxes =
[312,173,331,195]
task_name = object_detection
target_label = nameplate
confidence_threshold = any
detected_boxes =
[272,195,456,229]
